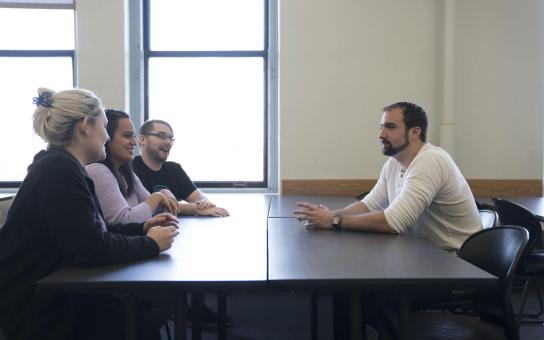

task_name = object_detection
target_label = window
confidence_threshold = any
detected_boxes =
[144,0,271,188]
[0,1,75,187]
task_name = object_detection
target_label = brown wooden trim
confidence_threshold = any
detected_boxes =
[282,179,542,197]
[281,179,377,196]
[467,179,542,197]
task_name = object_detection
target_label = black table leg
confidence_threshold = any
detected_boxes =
[175,291,187,340]
[218,292,226,340]
[125,292,137,340]
[311,292,318,340]
[191,292,202,340]
[398,293,410,340]
[349,292,362,340]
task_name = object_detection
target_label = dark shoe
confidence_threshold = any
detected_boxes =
[187,304,231,327]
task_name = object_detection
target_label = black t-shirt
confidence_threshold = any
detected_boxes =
[133,155,197,201]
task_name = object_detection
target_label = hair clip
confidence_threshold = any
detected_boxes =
[33,93,53,108]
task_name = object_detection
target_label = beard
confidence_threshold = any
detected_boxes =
[147,146,169,163]
[381,134,410,156]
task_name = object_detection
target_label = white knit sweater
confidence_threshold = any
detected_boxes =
[363,143,482,251]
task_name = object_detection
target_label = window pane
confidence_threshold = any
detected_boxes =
[150,0,264,51]
[148,57,264,182]
[0,8,74,50]
[0,57,73,181]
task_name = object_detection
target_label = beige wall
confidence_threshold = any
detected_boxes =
[279,0,544,184]
[280,0,442,179]
[453,0,544,179]
[76,0,129,110]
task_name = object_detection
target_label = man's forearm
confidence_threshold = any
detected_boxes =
[186,189,207,203]
[335,201,370,216]
[340,211,397,234]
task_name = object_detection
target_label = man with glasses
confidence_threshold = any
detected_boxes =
[133,119,231,327]
[133,119,229,217]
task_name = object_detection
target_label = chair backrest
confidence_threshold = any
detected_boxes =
[355,191,370,201]
[459,226,528,289]
[492,198,542,263]
[475,199,484,210]
[457,226,528,340]
[479,209,498,229]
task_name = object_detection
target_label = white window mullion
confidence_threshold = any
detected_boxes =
[0,0,73,9]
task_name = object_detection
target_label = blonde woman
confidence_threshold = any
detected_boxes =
[0,88,178,340]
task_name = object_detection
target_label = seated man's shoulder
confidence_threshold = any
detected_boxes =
[164,161,183,171]
[132,155,145,170]
[406,147,452,180]
[419,145,452,163]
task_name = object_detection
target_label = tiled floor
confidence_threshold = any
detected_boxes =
[516,283,544,340]
[163,291,330,340]
[163,287,544,340]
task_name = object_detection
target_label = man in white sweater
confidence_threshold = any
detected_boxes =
[294,102,481,251]
[295,102,482,339]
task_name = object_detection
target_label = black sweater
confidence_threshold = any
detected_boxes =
[0,148,159,339]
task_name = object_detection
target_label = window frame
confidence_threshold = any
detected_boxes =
[0,4,76,189]
[142,0,272,189]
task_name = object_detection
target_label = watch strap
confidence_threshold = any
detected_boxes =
[332,212,343,231]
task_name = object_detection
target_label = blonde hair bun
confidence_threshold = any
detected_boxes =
[33,88,103,147]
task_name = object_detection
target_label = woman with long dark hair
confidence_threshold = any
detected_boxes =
[86,109,178,225]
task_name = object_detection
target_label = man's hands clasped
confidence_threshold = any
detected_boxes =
[293,202,335,229]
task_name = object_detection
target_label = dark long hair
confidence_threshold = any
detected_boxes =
[100,109,136,197]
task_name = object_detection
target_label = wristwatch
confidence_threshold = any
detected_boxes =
[331,212,343,231]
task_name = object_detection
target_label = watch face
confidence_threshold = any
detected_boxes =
[332,216,340,224]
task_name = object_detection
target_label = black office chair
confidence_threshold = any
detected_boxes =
[492,198,544,325]
[396,226,529,340]
[475,199,485,210]
[479,209,499,229]
[355,191,370,201]
[408,209,500,315]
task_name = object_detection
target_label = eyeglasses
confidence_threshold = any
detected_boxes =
[144,132,176,143]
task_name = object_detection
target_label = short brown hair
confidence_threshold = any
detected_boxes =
[382,102,428,142]
[139,119,174,135]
